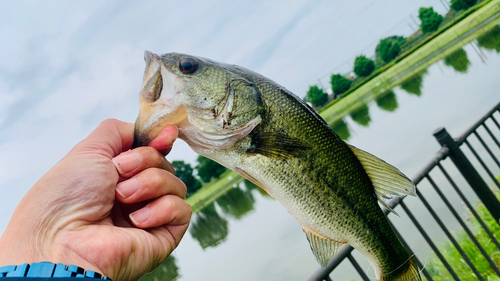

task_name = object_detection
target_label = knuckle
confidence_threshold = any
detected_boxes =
[149,168,166,187]
[151,149,164,165]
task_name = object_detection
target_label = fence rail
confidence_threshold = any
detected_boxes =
[308,101,500,281]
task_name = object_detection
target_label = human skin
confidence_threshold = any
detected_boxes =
[0,119,192,281]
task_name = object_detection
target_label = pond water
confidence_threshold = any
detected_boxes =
[142,24,500,281]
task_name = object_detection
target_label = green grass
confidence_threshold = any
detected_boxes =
[425,191,500,281]
[319,0,500,126]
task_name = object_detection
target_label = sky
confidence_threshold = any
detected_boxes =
[0,0,449,236]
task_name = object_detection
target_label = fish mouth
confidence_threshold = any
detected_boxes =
[132,51,188,148]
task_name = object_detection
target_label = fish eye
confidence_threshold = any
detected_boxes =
[179,57,198,74]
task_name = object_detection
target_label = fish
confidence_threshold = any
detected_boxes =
[133,51,421,281]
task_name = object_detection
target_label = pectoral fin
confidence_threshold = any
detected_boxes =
[303,227,346,268]
[246,132,310,160]
[235,167,274,199]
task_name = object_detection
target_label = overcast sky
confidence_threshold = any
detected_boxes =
[0,0,447,233]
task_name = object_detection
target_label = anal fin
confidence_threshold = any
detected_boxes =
[303,227,345,268]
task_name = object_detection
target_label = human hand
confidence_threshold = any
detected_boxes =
[0,119,191,281]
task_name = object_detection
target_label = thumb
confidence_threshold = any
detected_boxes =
[71,119,135,158]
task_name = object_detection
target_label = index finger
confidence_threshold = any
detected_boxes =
[113,147,175,178]
[148,125,178,155]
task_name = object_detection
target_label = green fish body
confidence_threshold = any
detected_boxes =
[134,52,421,281]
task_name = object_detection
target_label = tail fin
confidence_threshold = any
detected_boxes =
[383,257,421,281]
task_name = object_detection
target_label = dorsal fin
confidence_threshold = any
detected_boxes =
[348,144,416,216]
[303,227,346,268]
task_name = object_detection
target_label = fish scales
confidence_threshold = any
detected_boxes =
[251,77,408,275]
[133,51,421,281]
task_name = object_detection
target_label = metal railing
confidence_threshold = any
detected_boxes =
[308,101,500,281]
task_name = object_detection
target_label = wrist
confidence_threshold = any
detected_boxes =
[0,228,105,279]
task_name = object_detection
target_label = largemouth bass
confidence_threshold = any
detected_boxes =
[133,51,421,281]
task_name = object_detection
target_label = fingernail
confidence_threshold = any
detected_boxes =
[116,178,139,199]
[113,151,141,174]
[130,206,151,225]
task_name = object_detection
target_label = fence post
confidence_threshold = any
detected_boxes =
[434,127,500,223]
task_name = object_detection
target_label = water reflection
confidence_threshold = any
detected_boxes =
[400,69,427,96]
[350,104,371,127]
[139,256,180,281]
[477,25,500,53]
[189,202,229,249]
[216,185,256,219]
[443,48,470,73]
[331,119,351,140]
[375,90,398,112]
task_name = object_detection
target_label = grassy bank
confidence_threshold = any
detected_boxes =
[425,191,500,280]
[186,1,500,213]
[319,0,500,126]
[186,170,244,213]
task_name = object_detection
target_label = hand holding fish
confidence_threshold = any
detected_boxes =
[0,119,191,281]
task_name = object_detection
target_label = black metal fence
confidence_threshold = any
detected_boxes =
[308,101,500,281]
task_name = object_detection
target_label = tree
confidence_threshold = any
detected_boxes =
[306,85,329,107]
[139,255,180,281]
[189,203,228,249]
[216,186,256,219]
[375,90,398,112]
[450,0,477,11]
[196,156,227,183]
[172,160,202,197]
[350,104,371,127]
[477,25,500,53]
[376,36,406,63]
[331,119,350,141]
[443,48,470,73]
[353,55,375,77]
[400,69,427,97]
[418,7,443,33]
[330,74,351,97]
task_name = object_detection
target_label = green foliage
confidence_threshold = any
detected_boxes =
[477,25,500,53]
[172,160,202,197]
[443,48,470,73]
[350,104,371,127]
[306,85,329,107]
[331,119,350,141]
[427,192,500,280]
[418,7,443,33]
[375,90,398,112]
[216,186,256,219]
[139,255,180,281]
[189,202,229,249]
[330,74,352,97]
[450,0,478,11]
[376,36,406,63]
[400,70,427,96]
[353,55,375,77]
[196,156,227,183]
